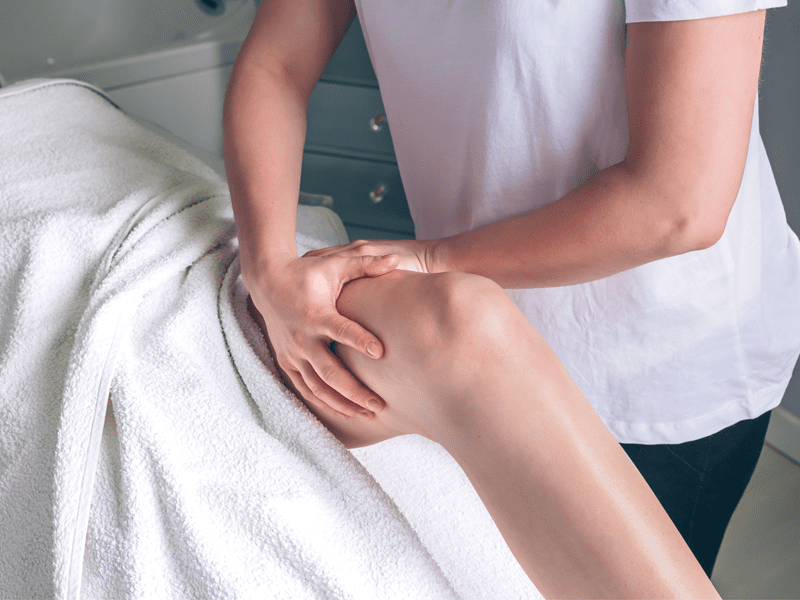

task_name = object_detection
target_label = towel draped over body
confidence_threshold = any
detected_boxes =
[0,79,540,599]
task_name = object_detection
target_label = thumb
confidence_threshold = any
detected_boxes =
[362,253,400,278]
[339,254,398,281]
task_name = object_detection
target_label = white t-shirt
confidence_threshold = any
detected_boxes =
[353,0,800,444]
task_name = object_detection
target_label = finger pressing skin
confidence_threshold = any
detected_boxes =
[295,359,376,419]
[260,318,362,420]
[324,312,385,362]
[284,367,355,420]
[307,344,383,414]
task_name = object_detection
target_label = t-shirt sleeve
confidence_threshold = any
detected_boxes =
[625,0,787,23]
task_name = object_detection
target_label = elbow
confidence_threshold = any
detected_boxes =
[661,188,734,256]
[623,158,741,258]
[688,215,728,251]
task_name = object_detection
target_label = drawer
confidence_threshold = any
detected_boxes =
[300,152,414,235]
[306,81,395,158]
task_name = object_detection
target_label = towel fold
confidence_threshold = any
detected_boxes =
[0,79,540,600]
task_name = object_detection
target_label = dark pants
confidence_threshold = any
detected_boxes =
[620,410,771,577]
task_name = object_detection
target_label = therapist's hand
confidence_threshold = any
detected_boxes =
[246,252,400,420]
[304,238,438,274]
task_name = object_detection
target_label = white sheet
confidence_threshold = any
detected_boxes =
[0,78,541,599]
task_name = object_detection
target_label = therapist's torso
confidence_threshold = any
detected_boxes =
[352,0,800,444]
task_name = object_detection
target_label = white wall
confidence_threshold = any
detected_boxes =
[759,3,800,420]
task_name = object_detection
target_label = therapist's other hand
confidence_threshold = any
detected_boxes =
[304,238,436,274]
[246,252,399,420]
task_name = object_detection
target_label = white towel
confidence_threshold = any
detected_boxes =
[0,79,541,599]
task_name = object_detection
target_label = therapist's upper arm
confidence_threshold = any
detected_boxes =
[622,11,766,251]
[236,0,356,99]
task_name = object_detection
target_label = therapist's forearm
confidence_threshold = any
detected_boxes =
[430,161,716,289]
[223,60,307,280]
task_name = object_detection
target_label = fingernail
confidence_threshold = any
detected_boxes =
[366,343,381,358]
[366,399,382,412]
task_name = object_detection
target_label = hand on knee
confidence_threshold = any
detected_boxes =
[328,270,556,444]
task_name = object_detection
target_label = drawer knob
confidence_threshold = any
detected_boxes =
[370,114,387,132]
[369,183,388,204]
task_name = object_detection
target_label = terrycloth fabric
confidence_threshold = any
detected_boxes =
[0,79,541,599]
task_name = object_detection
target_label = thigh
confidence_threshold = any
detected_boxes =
[294,269,457,449]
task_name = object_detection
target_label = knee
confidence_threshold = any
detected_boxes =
[330,270,545,442]
[336,268,537,388]
[414,271,525,367]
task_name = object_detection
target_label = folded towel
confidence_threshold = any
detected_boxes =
[0,79,541,600]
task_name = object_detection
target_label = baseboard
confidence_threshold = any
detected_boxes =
[765,405,800,465]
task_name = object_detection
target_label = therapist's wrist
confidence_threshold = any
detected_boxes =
[425,235,458,275]
[425,233,505,287]
[239,244,297,288]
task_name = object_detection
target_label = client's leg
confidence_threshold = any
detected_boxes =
[254,270,720,598]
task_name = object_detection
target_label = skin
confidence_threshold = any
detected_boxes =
[250,269,722,598]
[224,0,388,419]
[225,1,765,595]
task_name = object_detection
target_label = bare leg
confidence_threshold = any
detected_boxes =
[251,269,720,599]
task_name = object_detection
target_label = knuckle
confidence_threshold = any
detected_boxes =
[302,304,324,324]
[290,329,308,350]
[317,363,341,387]
[348,389,370,408]
[274,351,292,367]
[317,362,365,407]
[330,317,356,342]
[307,384,327,401]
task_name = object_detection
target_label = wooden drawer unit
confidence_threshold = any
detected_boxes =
[302,19,414,239]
